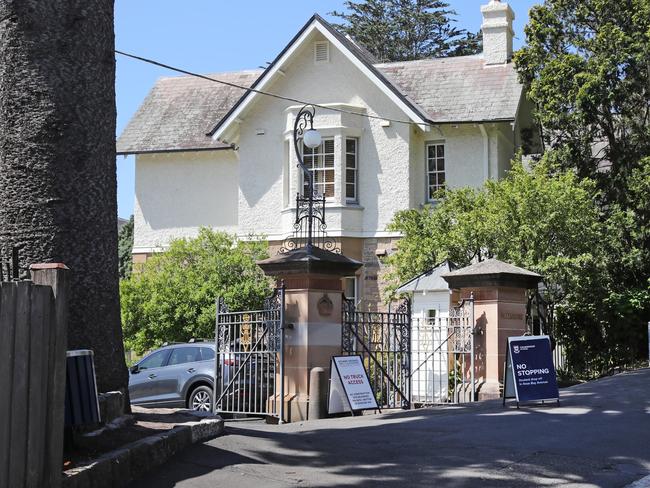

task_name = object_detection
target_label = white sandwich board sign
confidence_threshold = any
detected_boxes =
[327,355,379,414]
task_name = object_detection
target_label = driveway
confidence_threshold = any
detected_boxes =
[132,368,650,487]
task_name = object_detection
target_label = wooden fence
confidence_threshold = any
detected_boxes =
[0,264,69,488]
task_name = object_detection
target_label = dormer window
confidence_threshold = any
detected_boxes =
[314,41,330,63]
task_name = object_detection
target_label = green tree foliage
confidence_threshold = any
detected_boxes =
[450,31,483,57]
[331,0,482,62]
[118,215,134,280]
[386,159,650,375]
[514,0,650,201]
[389,158,650,374]
[513,0,650,374]
[557,158,650,373]
[120,228,273,354]
[387,160,604,307]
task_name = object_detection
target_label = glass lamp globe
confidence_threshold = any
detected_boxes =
[303,128,322,149]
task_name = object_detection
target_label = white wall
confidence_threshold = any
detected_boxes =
[235,29,412,240]
[133,150,238,253]
[132,30,524,250]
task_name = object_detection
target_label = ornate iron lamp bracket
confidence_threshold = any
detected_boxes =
[280,105,340,254]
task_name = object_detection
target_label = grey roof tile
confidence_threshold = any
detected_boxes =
[117,48,523,154]
[396,260,457,293]
[116,70,262,154]
[376,55,522,123]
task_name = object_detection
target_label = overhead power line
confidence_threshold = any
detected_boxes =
[115,50,428,130]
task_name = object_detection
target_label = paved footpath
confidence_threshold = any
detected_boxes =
[133,368,650,487]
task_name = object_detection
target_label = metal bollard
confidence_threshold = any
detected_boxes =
[308,367,327,420]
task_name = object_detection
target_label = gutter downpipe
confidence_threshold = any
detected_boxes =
[479,124,489,181]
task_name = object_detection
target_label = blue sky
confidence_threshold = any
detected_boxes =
[115,0,540,218]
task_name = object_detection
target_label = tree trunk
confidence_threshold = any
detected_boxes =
[0,0,129,395]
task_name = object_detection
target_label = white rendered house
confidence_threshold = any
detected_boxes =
[117,1,539,308]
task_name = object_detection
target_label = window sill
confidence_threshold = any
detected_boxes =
[422,200,442,208]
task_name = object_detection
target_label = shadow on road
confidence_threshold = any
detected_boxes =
[132,368,650,487]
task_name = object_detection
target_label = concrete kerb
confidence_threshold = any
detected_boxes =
[62,413,224,488]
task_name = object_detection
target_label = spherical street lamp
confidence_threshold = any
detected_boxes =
[302,127,321,149]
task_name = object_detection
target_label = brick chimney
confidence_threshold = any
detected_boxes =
[481,0,515,65]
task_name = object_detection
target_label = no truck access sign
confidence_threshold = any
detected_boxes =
[328,355,379,415]
[503,335,559,407]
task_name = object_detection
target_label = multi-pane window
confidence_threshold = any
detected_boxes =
[426,143,446,201]
[345,138,358,202]
[303,138,335,198]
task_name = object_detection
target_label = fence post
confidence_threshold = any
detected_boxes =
[213,297,221,415]
[31,263,69,488]
[406,297,412,409]
[647,322,650,368]
[279,282,286,424]
[469,292,475,402]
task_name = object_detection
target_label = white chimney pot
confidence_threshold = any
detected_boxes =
[481,0,515,65]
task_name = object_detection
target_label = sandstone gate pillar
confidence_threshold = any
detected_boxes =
[258,247,362,422]
[443,259,541,400]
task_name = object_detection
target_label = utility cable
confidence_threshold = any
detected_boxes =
[115,49,430,130]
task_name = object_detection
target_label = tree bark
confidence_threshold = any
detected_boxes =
[0,0,129,395]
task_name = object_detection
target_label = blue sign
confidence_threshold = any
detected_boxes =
[505,335,559,405]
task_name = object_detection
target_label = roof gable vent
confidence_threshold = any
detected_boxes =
[314,41,330,63]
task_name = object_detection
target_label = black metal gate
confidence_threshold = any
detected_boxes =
[213,287,285,419]
[342,298,411,409]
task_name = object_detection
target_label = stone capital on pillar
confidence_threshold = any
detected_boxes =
[257,247,362,421]
[443,259,541,400]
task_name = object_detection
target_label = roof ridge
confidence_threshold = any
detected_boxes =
[208,13,433,138]
[158,68,264,82]
[374,54,484,68]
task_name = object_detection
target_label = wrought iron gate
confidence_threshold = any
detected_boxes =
[410,297,475,405]
[213,287,285,419]
[342,298,411,409]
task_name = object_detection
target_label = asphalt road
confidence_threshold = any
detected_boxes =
[132,368,650,487]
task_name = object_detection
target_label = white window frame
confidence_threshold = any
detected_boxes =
[345,137,358,203]
[426,142,446,202]
[303,137,335,200]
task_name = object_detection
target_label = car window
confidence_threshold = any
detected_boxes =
[200,347,215,361]
[168,347,201,366]
[139,349,169,370]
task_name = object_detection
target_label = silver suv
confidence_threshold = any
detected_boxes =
[128,342,215,412]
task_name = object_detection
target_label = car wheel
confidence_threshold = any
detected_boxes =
[188,385,213,412]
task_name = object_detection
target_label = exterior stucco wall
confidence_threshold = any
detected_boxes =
[236,29,411,240]
[495,123,515,179]
[412,290,451,320]
[133,150,238,253]
[410,123,497,205]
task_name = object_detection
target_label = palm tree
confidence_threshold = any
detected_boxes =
[0,0,129,395]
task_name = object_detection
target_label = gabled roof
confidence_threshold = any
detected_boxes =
[209,14,432,142]
[396,260,457,293]
[117,70,261,155]
[376,56,522,124]
[117,16,524,155]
